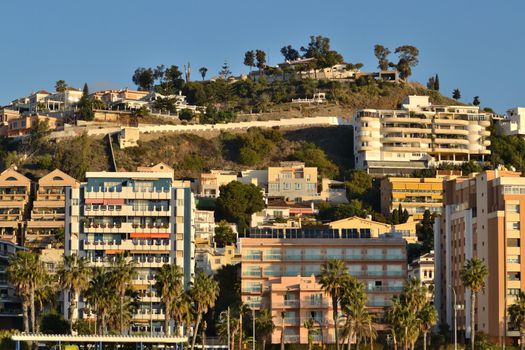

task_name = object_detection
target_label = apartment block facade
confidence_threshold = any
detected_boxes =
[0,239,27,329]
[381,177,445,220]
[353,95,491,175]
[64,171,195,334]
[0,168,31,244]
[267,162,318,202]
[240,229,406,344]
[25,169,79,249]
[435,169,525,343]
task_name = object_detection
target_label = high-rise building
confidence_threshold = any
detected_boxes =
[435,168,525,343]
[64,170,195,334]
[240,228,406,344]
[353,95,491,175]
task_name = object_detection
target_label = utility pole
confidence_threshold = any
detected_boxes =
[253,308,256,350]
[452,286,457,350]
[227,307,231,350]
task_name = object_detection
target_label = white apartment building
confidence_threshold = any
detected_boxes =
[64,171,195,335]
[498,107,525,136]
[353,95,491,175]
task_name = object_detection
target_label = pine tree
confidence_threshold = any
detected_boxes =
[452,88,461,100]
[473,96,481,106]
[434,74,440,91]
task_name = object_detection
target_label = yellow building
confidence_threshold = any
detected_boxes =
[381,177,445,220]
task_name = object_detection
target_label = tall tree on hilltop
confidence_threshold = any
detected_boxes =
[219,61,232,80]
[132,67,154,91]
[417,210,435,254]
[452,88,462,100]
[280,45,300,61]
[427,76,436,90]
[243,50,256,73]
[374,44,391,71]
[460,258,488,350]
[55,80,68,92]
[255,50,267,78]
[199,67,208,81]
[473,96,481,106]
[434,74,440,91]
[301,35,344,76]
[390,45,419,80]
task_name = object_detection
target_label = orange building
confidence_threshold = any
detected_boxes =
[240,230,407,344]
[0,167,31,244]
[436,168,525,343]
[25,169,80,249]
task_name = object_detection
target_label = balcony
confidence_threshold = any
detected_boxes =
[242,270,262,277]
[85,187,171,200]
[133,309,165,320]
[301,300,330,308]
[274,300,300,308]
[367,286,404,292]
[83,239,170,252]
[242,287,262,294]
[85,204,171,217]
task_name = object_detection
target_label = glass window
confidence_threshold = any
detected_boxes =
[506,204,520,213]
[508,238,521,247]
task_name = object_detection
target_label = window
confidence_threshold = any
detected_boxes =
[508,272,521,281]
[508,238,521,247]
[283,183,291,190]
[295,183,302,190]
[507,204,520,213]
[510,222,520,230]
[508,288,521,295]
[507,255,521,264]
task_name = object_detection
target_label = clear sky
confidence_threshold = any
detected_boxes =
[1,0,523,113]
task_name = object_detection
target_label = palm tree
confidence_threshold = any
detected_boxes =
[460,257,488,350]
[85,267,112,335]
[190,272,219,350]
[217,308,240,349]
[352,306,372,350]
[199,67,208,81]
[419,302,438,350]
[155,265,183,335]
[256,309,275,350]
[509,292,525,350]
[34,273,58,333]
[7,251,43,332]
[171,292,192,336]
[58,253,90,334]
[384,296,402,350]
[109,253,136,334]
[340,276,367,349]
[319,259,348,350]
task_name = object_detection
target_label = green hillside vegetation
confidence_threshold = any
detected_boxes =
[113,127,349,179]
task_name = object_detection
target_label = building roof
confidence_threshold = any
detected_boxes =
[38,169,79,188]
[0,167,31,186]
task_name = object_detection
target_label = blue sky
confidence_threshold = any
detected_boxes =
[1,0,523,113]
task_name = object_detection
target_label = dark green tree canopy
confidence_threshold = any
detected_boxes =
[280,45,300,61]
[215,181,265,232]
[214,220,236,248]
[132,67,155,91]
[301,35,344,70]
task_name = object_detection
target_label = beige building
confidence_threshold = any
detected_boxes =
[25,169,80,249]
[435,169,525,343]
[118,127,140,149]
[240,230,407,344]
[498,107,525,136]
[408,250,435,296]
[267,162,318,201]
[354,95,491,175]
[194,210,215,241]
[0,168,31,244]
[6,115,61,137]
[198,170,238,198]
[195,243,239,275]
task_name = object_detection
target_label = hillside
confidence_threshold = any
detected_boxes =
[113,126,353,179]
[0,80,466,181]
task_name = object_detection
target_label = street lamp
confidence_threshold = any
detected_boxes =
[452,286,457,350]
